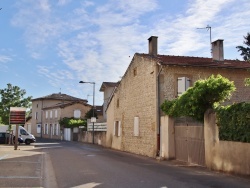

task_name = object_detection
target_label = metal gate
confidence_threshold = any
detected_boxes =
[174,117,205,166]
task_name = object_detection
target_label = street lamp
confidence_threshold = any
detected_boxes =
[79,81,95,144]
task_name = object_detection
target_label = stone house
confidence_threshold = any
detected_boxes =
[31,93,91,140]
[106,36,250,160]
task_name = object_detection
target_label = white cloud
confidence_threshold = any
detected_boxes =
[8,0,250,103]
[0,55,12,63]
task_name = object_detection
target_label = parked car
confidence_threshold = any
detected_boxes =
[0,132,24,144]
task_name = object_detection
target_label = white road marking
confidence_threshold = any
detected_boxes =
[0,154,8,160]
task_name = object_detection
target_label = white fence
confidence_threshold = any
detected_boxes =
[87,122,107,132]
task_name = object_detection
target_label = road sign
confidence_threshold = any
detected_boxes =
[9,107,26,124]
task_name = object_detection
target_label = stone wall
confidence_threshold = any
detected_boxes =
[79,131,106,146]
[110,55,158,157]
[160,66,250,106]
[204,110,250,175]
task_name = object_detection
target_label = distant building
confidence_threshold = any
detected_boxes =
[31,93,91,140]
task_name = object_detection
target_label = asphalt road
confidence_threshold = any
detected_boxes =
[0,139,250,188]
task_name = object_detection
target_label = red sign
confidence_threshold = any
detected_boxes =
[9,107,26,124]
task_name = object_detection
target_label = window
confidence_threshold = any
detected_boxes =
[50,110,53,118]
[53,124,57,135]
[35,112,38,120]
[134,117,139,136]
[45,111,48,119]
[116,99,119,108]
[55,110,58,118]
[177,77,191,97]
[133,67,137,76]
[74,109,81,118]
[46,124,49,134]
[56,124,59,135]
[37,104,38,108]
[113,121,121,136]
[37,124,41,134]
[44,124,46,134]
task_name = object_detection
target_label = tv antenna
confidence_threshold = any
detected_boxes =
[197,25,212,57]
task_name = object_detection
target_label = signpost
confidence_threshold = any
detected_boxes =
[9,107,26,150]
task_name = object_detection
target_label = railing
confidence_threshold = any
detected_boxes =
[87,122,107,131]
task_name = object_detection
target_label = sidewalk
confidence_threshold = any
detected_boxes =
[0,144,44,187]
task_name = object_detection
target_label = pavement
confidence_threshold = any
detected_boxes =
[0,143,44,188]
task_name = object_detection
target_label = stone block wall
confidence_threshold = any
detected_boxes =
[160,66,250,105]
[112,55,158,157]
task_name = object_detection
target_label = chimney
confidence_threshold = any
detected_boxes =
[212,39,224,61]
[148,36,158,56]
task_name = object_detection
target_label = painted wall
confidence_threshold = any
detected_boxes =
[204,110,250,175]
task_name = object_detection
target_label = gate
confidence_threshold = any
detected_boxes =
[174,117,205,166]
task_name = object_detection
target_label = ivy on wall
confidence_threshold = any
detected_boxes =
[161,75,236,122]
[59,117,87,128]
[216,102,250,143]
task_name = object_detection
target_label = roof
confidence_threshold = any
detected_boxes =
[32,93,87,102]
[99,82,119,92]
[42,101,90,110]
[138,53,250,69]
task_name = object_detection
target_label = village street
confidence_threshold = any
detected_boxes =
[0,139,249,188]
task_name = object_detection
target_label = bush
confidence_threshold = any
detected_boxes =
[161,75,236,122]
[216,102,250,143]
[59,117,87,128]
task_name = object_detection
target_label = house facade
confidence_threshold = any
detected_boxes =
[106,36,250,159]
[31,93,91,140]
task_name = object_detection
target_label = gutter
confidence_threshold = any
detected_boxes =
[156,61,163,156]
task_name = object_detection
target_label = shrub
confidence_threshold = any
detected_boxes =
[216,102,250,143]
[161,75,236,122]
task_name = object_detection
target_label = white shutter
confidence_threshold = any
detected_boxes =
[134,117,139,136]
[118,121,121,136]
[46,111,48,119]
[113,122,116,136]
[74,110,81,118]
[177,77,185,96]
[178,77,190,96]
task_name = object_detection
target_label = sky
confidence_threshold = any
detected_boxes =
[0,0,249,106]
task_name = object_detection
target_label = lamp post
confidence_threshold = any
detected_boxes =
[79,81,95,144]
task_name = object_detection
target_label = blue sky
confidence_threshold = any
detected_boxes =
[0,0,249,105]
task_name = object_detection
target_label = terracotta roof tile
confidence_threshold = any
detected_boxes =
[138,53,250,69]
[32,93,87,102]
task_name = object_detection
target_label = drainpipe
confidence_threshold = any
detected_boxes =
[156,62,163,157]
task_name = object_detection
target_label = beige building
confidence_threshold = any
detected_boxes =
[106,36,250,159]
[100,82,119,120]
[31,93,91,140]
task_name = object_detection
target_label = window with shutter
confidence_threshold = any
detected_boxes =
[177,77,191,96]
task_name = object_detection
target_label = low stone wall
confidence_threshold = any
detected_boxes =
[78,131,106,146]
[204,110,250,176]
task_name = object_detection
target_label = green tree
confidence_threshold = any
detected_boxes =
[0,83,32,124]
[85,108,98,119]
[236,32,250,61]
